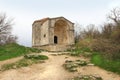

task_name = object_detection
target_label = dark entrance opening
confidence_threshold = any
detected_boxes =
[54,36,58,44]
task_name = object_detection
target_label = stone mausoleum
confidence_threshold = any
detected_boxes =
[32,17,74,51]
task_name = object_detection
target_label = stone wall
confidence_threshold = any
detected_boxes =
[40,20,49,45]
[32,22,41,46]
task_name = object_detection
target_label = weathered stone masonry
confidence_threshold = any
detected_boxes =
[32,17,74,51]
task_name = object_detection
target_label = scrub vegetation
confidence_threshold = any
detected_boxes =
[72,8,120,74]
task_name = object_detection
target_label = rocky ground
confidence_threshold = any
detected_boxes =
[0,52,120,80]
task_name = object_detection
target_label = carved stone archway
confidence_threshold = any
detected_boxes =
[54,20,68,45]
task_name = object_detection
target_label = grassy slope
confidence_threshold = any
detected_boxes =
[0,43,41,61]
[91,53,120,74]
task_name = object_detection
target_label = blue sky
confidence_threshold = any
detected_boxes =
[0,0,120,46]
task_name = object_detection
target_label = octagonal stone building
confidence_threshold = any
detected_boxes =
[32,17,74,51]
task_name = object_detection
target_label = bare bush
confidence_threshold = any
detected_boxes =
[81,24,100,39]
[74,23,83,43]
[5,35,18,44]
[0,13,17,45]
[90,39,120,60]
[101,23,114,39]
[111,25,120,43]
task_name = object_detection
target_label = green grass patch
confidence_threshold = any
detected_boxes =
[0,54,48,71]
[91,53,120,74]
[63,60,87,72]
[68,47,92,57]
[24,54,49,60]
[0,43,41,61]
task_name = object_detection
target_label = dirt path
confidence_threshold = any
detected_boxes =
[0,52,120,80]
[0,57,23,68]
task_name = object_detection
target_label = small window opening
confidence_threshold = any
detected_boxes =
[44,34,46,37]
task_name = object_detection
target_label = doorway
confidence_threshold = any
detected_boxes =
[54,36,58,44]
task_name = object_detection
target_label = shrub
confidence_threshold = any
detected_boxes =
[26,47,41,53]
[69,46,92,57]
[70,75,103,80]
[90,39,120,60]
[24,54,48,60]
[76,38,93,48]
[63,60,87,72]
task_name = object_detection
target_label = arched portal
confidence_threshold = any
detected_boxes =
[54,20,68,45]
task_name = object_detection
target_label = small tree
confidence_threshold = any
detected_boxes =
[107,8,120,43]
[101,23,114,39]
[0,13,17,45]
[74,23,83,43]
[108,7,120,25]
[81,24,100,39]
